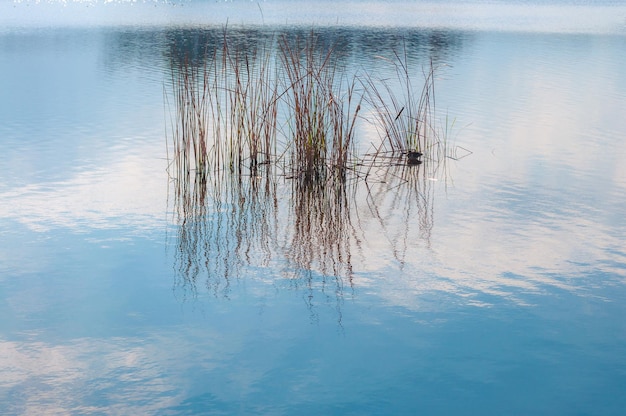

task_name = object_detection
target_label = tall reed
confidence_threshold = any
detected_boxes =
[168,53,211,178]
[167,32,279,179]
[278,33,362,181]
[363,49,437,162]
[223,37,279,173]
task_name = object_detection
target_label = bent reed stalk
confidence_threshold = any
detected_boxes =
[166,31,443,184]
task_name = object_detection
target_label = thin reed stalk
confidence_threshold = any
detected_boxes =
[363,48,438,164]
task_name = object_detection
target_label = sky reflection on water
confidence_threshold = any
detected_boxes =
[1,1,626,414]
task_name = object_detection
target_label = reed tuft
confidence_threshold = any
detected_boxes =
[167,30,446,183]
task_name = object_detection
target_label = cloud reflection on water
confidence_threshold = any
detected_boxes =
[0,154,166,234]
[0,336,179,414]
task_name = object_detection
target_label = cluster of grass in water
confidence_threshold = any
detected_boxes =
[165,30,465,299]
[166,30,444,185]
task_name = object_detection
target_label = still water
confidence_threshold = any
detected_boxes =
[1,0,626,414]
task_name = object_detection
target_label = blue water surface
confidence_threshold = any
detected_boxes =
[1,1,626,414]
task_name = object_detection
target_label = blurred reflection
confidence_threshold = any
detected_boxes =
[159,26,464,68]
[163,27,278,70]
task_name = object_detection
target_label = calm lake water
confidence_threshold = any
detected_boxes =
[1,0,626,414]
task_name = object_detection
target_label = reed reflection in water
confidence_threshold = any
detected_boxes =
[169,155,446,301]
[170,166,278,299]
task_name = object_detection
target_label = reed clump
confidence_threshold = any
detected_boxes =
[168,54,210,178]
[167,30,450,184]
[166,31,469,310]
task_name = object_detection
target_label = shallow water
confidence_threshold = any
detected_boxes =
[1,1,626,414]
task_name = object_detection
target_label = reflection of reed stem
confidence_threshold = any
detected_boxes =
[169,167,363,301]
[285,178,356,281]
[363,161,437,268]
[171,167,279,298]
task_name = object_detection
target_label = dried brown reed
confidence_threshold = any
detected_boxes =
[168,54,211,178]
[224,38,279,172]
